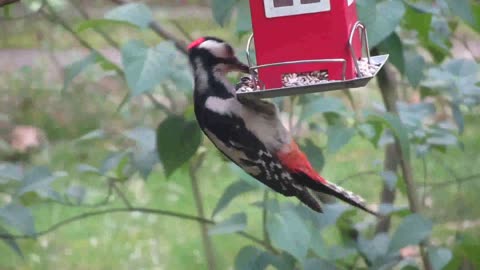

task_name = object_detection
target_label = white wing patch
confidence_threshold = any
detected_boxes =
[204,96,291,152]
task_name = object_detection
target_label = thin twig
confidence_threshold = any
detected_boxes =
[41,4,123,76]
[189,152,217,270]
[428,173,480,189]
[0,207,213,239]
[111,182,133,209]
[337,170,378,185]
[110,0,188,55]
[169,19,194,42]
[69,0,120,49]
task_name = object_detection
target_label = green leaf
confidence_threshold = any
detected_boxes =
[368,113,411,160]
[267,205,310,261]
[121,40,178,96]
[75,129,105,142]
[303,258,336,270]
[212,180,257,218]
[99,152,129,176]
[0,224,23,258]
[234,246,266,270]
[357,233,390,264]
[0,204,35,236]
[209,213,247,235]
[300,139,324,171]
[0,163,23,184]
[388,214,432,253]
[445,0,474,25]
[309,231,328,258]
[132,149,158,180]
[327,125,355,154]
[378,33,404,74]
[66,185,86,205]
[429,247,453,270]
[104,3,152,29]
[301,96,348,120]
[76,164,100,174]
[358,0,406,48]
[403,5,432,42]
[236,0,252,35]
[212,0,237,26]
[450,102,464,134]
[17,167,59,196]
[404,50,426,88]
[156,116,202,177]
[63,53,98,92]
[124,127,156,151]
[75,18,137,33]
[234,246,295,270]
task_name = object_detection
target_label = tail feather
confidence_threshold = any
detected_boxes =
[294,172,379,216]
[321,182,379,216]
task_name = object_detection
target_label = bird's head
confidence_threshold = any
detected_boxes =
[188,37,250,75]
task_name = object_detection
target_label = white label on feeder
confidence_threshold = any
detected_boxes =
[347,0,354,6]
[264,0,331,18]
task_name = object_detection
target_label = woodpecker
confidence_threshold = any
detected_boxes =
[188,37,377,216]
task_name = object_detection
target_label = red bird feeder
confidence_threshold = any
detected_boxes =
[237,0,389,99]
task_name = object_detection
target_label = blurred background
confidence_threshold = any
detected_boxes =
[0,0,479,269]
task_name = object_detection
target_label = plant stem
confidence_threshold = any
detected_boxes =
[189,152,217,270]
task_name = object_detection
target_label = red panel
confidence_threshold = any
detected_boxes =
[248,0,362,89]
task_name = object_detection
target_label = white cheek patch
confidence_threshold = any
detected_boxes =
[199,40,228,58]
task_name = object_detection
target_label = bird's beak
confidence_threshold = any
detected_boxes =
[228,57,251,74]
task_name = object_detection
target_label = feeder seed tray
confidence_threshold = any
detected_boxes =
[236,55,389,99]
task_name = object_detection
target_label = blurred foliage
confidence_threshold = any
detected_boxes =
[0,0,479,269]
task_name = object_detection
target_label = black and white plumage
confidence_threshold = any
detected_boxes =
[188,37,377,215]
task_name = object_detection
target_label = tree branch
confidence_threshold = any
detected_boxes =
[373,50,432,270]
[110,0,188,55]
